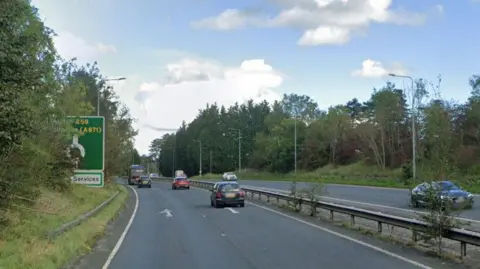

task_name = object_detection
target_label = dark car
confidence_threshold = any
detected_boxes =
[210,181,245,208]
[410,180,474,209]
[138,175,152,188]
[172,177,190,190]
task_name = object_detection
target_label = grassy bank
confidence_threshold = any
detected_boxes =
[193,163,480,193]
[0,183,129,269]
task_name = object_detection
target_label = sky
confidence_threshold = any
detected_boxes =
[31,0,480,155]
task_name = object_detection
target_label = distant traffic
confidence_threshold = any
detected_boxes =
[222,172,238,181]
[411,180,474,209]
[126,165,246,208]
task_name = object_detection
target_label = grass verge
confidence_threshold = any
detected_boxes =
[0,183,129,269]
[193,171,411,188]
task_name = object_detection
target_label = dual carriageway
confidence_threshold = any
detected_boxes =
[70,178,477,269]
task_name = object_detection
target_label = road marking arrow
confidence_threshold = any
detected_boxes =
[159,209,173,218]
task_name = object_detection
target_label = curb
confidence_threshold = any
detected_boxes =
[46,190,120,241]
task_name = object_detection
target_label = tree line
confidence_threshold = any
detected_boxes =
[0,0,137,226]
[150,75,480,184]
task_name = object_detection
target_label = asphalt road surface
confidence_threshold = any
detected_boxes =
[85,181,463,269]
[236,180,480,223]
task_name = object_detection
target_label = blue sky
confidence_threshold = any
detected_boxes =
[31,0,480,154]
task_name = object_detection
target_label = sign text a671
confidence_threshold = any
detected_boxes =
[67,116,105,172]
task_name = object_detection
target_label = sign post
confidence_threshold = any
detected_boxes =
[68,116,105,187]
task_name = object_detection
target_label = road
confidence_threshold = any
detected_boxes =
[236,180,480,224]
[90,181,461,269]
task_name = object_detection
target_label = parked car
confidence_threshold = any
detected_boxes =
[222,172,238,181]
[172,176,190,190]
[410,180,474,209]
[210,181,245,208]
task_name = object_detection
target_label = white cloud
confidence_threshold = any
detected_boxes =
[191,0,429,45]
[351,59,408,78]
[164,59,225,84]
[126,57,283,154]
[297,26,350,45]
[435,5,444,14]
[191,9,252,30]
[53,31,117,60]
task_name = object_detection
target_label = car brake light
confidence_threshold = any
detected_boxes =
[239,191,245,197]
[216,192,222,198]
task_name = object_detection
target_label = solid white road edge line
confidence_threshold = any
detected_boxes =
[181,183,432,269]
[248,185,480,225]
[245,201,432,269]
[102,185,139,269]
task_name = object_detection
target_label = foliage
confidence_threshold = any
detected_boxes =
[0,0,137,228]
[287,181,302,212]
[154,77,480,190]
[416,183,463,256]
[296,183,327,217]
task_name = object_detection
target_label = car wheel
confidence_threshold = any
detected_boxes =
[138,185,141,188]
[172,186,175,190]
[210,200,214,207]
[186,186,190,189]
[148,184,152,188]
[214,201,222,208]
[239,203,245,208]
[410,198,419,208]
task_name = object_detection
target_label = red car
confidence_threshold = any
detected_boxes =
[172,177,190,190]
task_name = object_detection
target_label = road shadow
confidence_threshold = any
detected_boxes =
[193,204,212,209]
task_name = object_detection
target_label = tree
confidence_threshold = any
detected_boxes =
[149,138,163,159]
[281,93,321,122]
[0,0,138,227]
[150,74,480,187]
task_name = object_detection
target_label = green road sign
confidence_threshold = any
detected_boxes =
[72,171,104,187]
[68,116,105,171]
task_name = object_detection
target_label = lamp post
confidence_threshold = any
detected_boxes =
[147,125,178,177]
[161,146,176,178]
[209,150,212,174]
[99,77,126,116]
[294,112,297,174]
[389,73,416,183]
[193,139,202,176]
[227,128,241,172]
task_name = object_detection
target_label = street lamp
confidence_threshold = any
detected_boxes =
[226,128,241,172]
[209,150,213,174]
[98,77,126,116]
[294,111,298,174]
[193,139,202,176]
[146,124,177,177]
[161,146,176,178]
[389,73,416,183]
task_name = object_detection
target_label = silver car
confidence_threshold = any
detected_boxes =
[149,173,160,180]
[222,172,238,181]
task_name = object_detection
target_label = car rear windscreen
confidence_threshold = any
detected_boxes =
[220,183,240,191]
